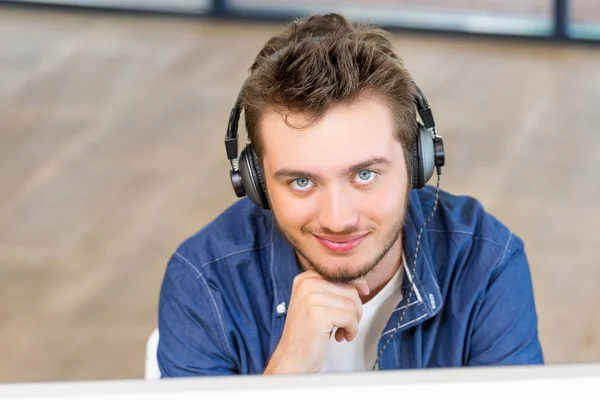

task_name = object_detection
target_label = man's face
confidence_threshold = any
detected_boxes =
[260,95,410,284]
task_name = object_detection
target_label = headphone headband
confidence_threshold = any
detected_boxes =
[414,84,436,131]
[224,90,243,168]
[225,81,438,163]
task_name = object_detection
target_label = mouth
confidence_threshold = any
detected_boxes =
[313,233,369,253]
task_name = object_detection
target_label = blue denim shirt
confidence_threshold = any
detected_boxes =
[157,186,544,376]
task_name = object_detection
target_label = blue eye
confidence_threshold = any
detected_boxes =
[355,170,376,184]
[295,178,310,188]
[290,178,314,191]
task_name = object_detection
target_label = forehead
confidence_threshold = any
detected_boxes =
[259,97,402,171]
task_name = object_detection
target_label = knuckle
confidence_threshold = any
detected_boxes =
[347,310,359,325]
[307,304,324,319]
[306,291,322,304]
[292,274,303,288]
[345,297,357,309]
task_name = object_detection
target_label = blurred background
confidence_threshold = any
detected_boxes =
[0,0,599,384]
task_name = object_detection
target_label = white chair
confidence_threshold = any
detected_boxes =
[144,328,161,380]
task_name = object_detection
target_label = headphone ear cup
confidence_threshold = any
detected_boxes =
[408,132,420,190]
[415,124,436,189]
[248,146,270,209]
[237,145,264,209]
[238,144,270,209]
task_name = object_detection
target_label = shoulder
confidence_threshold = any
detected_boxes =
[177,197,272,268]
[410,186,525,280]
[414,186,515,245]
[161,197,274,290]
[408,188,542,365]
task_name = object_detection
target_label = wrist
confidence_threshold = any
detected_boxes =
[263,348,301,375]
[263,339,316,375]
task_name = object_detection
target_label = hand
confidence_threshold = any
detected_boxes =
[263,270,370,375]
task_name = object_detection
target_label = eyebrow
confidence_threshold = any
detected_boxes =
[272,156,392,181]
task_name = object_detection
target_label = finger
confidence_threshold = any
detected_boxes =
[306,291,362,325]
[334,327,354,343]
[334,284,364,323]
[292,270,321,288]
[344,328,356,342]
[297,275,364,323]
[335,328,345,343]
[309,305,359,342]
[312,281,363,319]
[329,310,359,342]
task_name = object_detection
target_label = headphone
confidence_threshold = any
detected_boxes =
[224,55,445,210]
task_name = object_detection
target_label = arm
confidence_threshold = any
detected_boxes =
[467,236,545,366]
[157,254,238,377]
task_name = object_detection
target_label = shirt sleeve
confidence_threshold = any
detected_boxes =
[467,235,545,366]
[157,253,238,377]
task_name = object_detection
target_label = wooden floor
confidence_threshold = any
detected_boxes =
[1,6,599,384]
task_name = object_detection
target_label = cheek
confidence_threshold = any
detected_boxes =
[359,178,408,221]
[268,186,315,229]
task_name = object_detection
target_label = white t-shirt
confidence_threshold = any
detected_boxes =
[319,253,406,373]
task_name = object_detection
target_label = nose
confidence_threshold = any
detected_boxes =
[317,186,359,233]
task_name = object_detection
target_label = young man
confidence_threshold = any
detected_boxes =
[157,13,544,376]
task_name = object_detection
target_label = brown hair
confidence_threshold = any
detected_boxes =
[241,13,419,167]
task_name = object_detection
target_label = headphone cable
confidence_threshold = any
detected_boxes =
[371,170,441,371]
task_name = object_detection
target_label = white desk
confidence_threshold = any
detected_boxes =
[1,363,600,399]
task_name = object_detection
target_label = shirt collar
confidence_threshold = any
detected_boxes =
[400,188,444,319]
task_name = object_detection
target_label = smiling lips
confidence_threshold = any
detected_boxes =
[314,233,369,253]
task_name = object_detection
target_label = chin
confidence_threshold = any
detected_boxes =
[316,258,364,272]
[301,248,376,282]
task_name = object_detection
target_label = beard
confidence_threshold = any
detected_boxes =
[272,191,410,284]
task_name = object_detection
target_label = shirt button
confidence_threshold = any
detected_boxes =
[276,302,286,314]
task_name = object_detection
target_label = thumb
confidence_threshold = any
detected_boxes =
[350,278,370,297]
